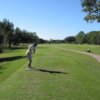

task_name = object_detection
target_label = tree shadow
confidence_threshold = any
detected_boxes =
[0,56,26,63]
[32,68,67,74]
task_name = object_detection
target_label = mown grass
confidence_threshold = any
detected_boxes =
[58,44,100,55]
[0,44,100,100]
[0,46,26,82]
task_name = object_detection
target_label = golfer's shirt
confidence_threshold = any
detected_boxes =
[28,44,34,51]
[28,44,36,53]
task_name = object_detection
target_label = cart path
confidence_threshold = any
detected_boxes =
[54,46,100,62]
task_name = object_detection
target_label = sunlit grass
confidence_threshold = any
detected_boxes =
[0,44,100,100]
[58,44,100,55]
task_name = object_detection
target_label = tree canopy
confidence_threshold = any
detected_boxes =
[0,19,38,48]
[81,0,100,22]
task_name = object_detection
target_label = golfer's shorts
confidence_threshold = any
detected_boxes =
[26,55,32,60]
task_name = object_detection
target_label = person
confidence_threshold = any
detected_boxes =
[86,48,91,52]
[26,42,38,70]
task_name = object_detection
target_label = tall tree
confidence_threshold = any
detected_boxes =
[0,21,3,53]
[0,22,4,44]
[81,0,100,22]
[76,31,87,44]
[65,36,76,43]
[0,33,4,45]
[13,27,22,45]
[0,19,14,48]
[87,31,100,44]
[0,30,4,53]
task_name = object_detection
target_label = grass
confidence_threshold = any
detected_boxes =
[0,44,100,100]
[0,46,26,82]
[58,44,100,55]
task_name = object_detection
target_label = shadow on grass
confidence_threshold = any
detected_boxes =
[31,68,67,74]
[0,56,26,63]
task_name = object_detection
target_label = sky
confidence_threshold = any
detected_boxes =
[0,0,100,40]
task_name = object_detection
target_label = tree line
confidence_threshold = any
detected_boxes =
[0,19,38,52]
[65,31,100,44]
[39,31,100,45]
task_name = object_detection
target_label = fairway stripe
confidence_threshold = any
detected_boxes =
[54,46,100,62]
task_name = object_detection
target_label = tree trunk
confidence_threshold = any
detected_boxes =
[8,42,12,48]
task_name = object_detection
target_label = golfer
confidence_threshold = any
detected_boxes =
[26,42,37,70]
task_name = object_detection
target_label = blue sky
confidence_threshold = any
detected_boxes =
[0,0,100,40]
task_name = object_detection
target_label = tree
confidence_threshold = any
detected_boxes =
[13,27,22,45]
[64,36,76,43]
[38,38,48,44]
[0,33,4,44]
[0,22,4,45]
[76,31,87,44]
[81,0,100,22]
[96,32,100,44]
[87,31,100,44]
[0,21,4,53]
[0,31,4,53]
[21,31,38,44]
[0,19,14,48]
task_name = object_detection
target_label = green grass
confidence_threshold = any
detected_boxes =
[58,44,100,55]
[0,47,26,82]
[0,44,100,100]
